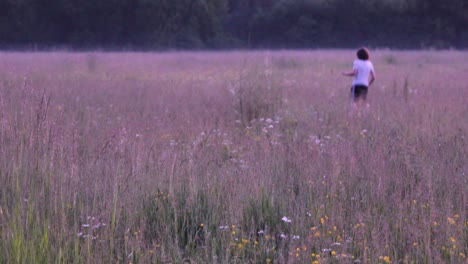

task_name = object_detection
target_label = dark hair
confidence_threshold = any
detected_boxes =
[356,47,370,60]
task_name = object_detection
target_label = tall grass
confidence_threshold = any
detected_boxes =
[0,50,466,263]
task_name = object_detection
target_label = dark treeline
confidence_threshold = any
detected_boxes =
[0,0,466,50]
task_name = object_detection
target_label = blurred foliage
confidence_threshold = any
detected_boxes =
[0,0,466,49]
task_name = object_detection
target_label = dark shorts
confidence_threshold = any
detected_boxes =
[351,85,368,101]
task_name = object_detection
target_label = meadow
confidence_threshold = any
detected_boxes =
[0,50,466,264]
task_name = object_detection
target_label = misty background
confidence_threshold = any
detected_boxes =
[0,0,466,50]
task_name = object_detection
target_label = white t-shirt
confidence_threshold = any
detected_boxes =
[352,59,374,86]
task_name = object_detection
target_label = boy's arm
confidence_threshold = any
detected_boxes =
[342,69,357,76]
[369,70,376,86]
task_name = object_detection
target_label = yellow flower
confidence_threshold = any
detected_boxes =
[447,217,456,225]
[320,218,325,224]
[379,256,391,263]
[331,250,336,256]
[314,231,321,237]
[266,258,271,263]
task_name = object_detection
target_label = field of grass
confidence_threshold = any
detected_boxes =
[0,50,466,264]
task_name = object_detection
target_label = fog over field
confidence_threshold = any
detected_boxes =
[0,50,466,263]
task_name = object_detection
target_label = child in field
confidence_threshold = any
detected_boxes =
[342,47,376,108]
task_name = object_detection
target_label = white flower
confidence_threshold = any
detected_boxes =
[266,118,273,123]
[258,230,265,234]
[280,233,287,239]
[281,216,292,223]
[292,235,300,240]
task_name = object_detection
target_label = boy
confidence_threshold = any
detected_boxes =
[342,48,376,107]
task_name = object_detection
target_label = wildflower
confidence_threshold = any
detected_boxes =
[258,230,265,234]
[320,217,325,224]
[200,223,204,227]
[447,217,456,225]
[331,250,336,256]
[379,256,391,263]
[360,129,367,135]
[314,232,321,237]
[280,233,287,239]
[292,235,300,240]
[282,216,292,223]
